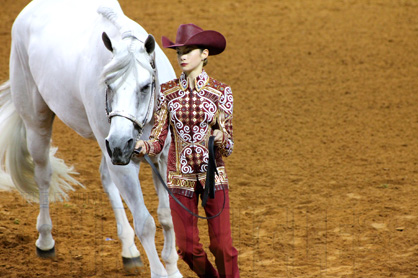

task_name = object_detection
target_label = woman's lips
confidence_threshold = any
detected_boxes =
[180,63,188,67]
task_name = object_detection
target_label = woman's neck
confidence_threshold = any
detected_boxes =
[184,67,203,90]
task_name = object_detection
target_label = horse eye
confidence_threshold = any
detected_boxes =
[141,84,150,92]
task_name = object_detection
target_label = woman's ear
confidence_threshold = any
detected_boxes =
[201,49,209,60]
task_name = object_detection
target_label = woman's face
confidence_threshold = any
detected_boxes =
[176,46,208,74]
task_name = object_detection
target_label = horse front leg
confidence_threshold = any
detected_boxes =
[99,156,143,272]
[106,160,168,278]
[151,152,182,278]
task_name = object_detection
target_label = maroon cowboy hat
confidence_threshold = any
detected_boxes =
[162,24,226,55]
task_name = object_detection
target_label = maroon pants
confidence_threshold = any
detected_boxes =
[169,185,240,278]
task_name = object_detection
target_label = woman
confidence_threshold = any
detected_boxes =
[135,23,239,278]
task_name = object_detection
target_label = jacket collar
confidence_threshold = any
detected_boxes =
[179,70,209,92]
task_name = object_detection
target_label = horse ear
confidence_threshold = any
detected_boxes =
[144,34,155,54]
[102,32,113,52]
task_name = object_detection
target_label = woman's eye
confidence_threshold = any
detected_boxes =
[177,48,193,56]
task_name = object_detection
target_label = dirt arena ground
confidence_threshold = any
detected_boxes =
[1,0,418,277]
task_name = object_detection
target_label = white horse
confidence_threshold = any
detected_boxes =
[0,0,181,277]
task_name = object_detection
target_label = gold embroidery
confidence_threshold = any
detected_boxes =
[168,167,229,189]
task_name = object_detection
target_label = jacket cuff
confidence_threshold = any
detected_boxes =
[143,141,151,154]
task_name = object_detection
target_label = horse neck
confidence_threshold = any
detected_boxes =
[154,45,176,85]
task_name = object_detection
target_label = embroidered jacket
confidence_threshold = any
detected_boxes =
[144,70,233,197]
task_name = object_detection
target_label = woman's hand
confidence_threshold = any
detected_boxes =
[134,140,147,156]
[213,129,224,146]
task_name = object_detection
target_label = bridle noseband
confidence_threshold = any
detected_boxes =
[107,110,148,130]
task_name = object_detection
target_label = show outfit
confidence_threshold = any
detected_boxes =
[144,69,239,278]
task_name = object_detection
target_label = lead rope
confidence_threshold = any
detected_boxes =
[202,136,218,207]
[138,136,226,220]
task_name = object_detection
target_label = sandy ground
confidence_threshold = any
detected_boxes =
[1,0,418,277]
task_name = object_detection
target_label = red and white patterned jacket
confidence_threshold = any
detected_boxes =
[144,70,233,197]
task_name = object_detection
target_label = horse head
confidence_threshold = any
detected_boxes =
[100,8,156,165]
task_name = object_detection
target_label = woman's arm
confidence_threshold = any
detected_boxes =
[216,86,234,157]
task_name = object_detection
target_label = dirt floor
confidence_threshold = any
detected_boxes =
[1,0,418,277]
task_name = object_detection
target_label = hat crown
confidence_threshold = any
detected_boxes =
[161,23,226,55]
[176,24,204,45]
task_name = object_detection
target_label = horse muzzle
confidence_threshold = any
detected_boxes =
[105,136,135,165]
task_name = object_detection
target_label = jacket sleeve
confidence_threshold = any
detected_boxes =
[144,90,169,156]
[217,86,234,157]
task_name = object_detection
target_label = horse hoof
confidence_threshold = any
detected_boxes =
[122,256,144,273]
[36,245,56,258]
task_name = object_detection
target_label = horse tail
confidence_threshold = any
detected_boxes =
[0,81,15,191]
[0,80,83,202]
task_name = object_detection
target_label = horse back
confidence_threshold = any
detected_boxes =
[11,0,121,138]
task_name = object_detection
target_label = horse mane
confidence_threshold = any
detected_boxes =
[98,6,154,88]
[101,52,135,86]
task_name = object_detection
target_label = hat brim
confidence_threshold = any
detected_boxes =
[162,30,226,56]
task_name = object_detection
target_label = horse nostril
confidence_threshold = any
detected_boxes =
[105,139,112,158]
[126,138,134,151]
